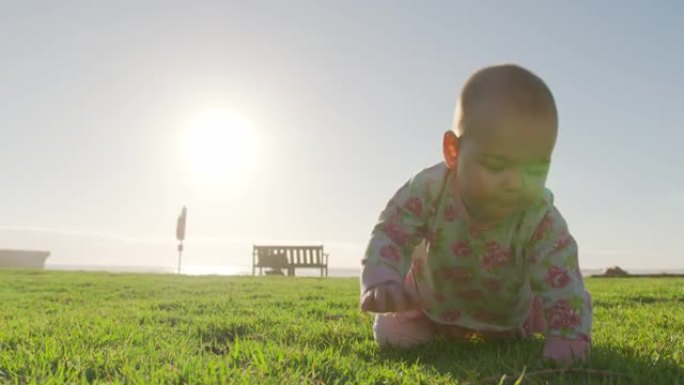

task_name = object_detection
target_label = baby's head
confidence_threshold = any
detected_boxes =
[443,64,558,225]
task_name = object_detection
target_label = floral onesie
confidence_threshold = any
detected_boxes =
[361,162,592,342]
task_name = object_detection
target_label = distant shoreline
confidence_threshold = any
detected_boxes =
[590,273,684,278]
[40,264,684,278]
[44,264,362,277]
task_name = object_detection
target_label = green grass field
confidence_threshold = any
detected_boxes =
[0,270,682,384]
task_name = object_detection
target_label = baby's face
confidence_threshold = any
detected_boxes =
[456,108,556,225]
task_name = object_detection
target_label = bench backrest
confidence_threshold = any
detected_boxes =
[254,250,288,268]
[253,245,326,266]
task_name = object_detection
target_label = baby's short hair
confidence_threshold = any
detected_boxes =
[453,64,557,137]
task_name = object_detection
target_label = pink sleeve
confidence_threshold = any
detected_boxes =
[360,263,403,294]
[526,205,593,342]
[360,176,432,294]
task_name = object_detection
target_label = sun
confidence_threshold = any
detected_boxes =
[181,109,257,183]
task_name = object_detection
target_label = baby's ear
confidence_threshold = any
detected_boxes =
[442,131,460,169]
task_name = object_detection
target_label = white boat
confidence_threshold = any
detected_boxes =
[0,249,50,268]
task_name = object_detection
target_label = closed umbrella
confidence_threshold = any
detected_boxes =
[176,206,187,274]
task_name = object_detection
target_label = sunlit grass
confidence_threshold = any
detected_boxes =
[0,270,682,384]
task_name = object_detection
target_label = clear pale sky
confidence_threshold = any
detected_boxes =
[1,1,682,272]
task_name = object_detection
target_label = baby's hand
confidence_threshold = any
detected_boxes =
[543,336,589,365]
[360,282,424,313]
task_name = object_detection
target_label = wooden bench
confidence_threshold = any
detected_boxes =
[252,245,329,277]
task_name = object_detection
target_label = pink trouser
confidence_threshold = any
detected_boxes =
[374,296,548,348]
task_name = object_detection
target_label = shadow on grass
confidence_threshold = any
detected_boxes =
[376,338,684,384]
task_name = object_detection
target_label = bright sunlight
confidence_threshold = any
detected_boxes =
[180,109,258,184]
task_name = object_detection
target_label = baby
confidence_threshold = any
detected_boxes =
[359,64,592,364]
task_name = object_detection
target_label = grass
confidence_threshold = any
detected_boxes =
[0,270,682,384]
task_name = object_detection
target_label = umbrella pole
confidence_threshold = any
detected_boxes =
[177,243,184,274]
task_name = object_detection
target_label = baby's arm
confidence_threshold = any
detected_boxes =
[360,175,432,313]
[526,204,592,363]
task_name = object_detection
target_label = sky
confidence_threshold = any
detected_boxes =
[1,1,682,273]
